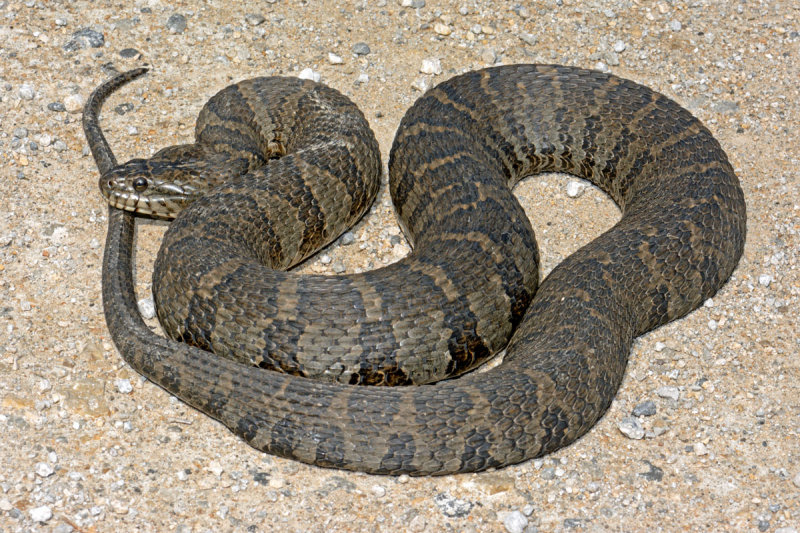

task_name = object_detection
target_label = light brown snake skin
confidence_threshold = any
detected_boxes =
[85,65,746,475]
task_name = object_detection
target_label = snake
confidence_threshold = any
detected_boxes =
[84,65,746,475]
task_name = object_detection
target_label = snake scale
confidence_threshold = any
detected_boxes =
[84,65,746,475]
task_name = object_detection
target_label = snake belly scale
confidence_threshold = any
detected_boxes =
[85,64,746,475]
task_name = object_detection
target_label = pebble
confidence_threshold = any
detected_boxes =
[670,20,682,31]
[400,0,425,7]
[167,13,187,33]
[793,471,800,488]
[566,180,585,198]
[320,254,332,264]
[29,505,53,523]
[48,102,66,112]
[352,42,370,55]
[0,499,12,511]
[433,23,452,36]
[63,28,104,50]
[518,32,537,46]
[420,58,442,75]
[332,261,346,273]
[618,416,645,439]
[13,127,28,138]
[340,232,355,245]
[758,274,772,286]
[356,73,369,84]
[115,379,133,394]
[411,77,430,92]
[694,442,709,456]
[137,297,156,319]
[371,485,386,497]
[245,13,265,25]
[328,52,343,64]
[119,48,140,58]
[654,341,666,352]
[433,492,473,517]
[480,48,498,64]
[298,68,321,82]
[503,510,529,533]
[53,140,68,152]
[656,386,680,401]
[35,461,55,477]
[64,93,84,113]
[613,40,627,53]
[19,84,36,100]
[632,400,657,417]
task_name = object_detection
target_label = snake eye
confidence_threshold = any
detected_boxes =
[132,177,148,192]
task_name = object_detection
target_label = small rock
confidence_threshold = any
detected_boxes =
[503,510,528,533]
[420,58,441,75]
[518,32,537,46]
[480,48,498,64]
[119,48,140,58]
[137,297,156,319]
[433,492,473,518]
[411,77,430,92]
[64,93,85,113]
[793,471,800,488]
[48,102,66,112]
[340,232,355,245]
[656,386,680,401]
[13,127,28,138]
[63,28,104,50]
[245,13,265,25]
[54,140,68,152]
[320,254,332,265]
[613,40,627,52]
[758,274,772,286]
[29,505,53,523]
[0,498,11,511]
[332,261,346,273]
[433,22,452,36]
[371,485,386,497]
[400,0,425,7]
[19,84,35,100]
[115,379,133,394]
[35,462,54,477]
[694,442,708,456]
[618,416,645,439]
[352,42,371,55]
[654,341,666,352]
[566,180,585,198]
[355,73,369,84]
[298,68,320,82]
[166,13,187,33]
[670,20,682,31]
[328,52,343,64]
[632,400,657,417]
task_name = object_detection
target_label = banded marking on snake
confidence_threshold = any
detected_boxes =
[85,65,746,475]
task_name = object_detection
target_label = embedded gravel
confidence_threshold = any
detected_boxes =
[1,1,798,531]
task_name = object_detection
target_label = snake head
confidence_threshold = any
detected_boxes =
[99,157,202,219]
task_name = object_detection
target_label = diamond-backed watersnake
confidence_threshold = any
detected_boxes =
[85,65,746,475]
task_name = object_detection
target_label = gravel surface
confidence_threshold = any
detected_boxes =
[1,0,798,531]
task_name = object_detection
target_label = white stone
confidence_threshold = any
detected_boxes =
[64,93,85,113]
[35,462,54,477]
[115,379,133,394]
[298,68,321,82]
[566,180,586,198]
[30,505,53,523]
[137,297,155,319]
[420,58,442,75]
[503,510,528,533]
[328,52,343,64]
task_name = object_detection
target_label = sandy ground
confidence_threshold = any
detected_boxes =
[1,0,798,531]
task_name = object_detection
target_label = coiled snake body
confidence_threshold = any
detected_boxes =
[85,65,746,475]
